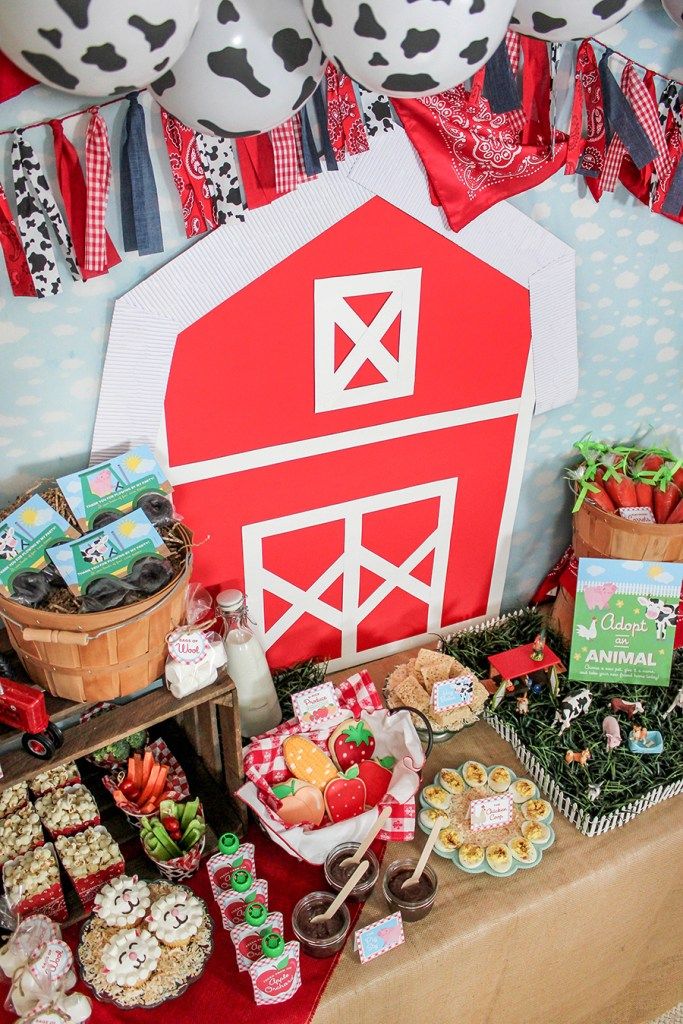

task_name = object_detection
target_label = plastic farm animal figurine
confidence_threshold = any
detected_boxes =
[602,716,622,751]
[610,697,644,719]
[664,685,683,718]
[565,749,591,766]
[553,688,592,734]
[516,693,529,715]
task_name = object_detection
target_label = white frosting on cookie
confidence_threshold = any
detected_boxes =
[102,928,160,988]
[93,875,151,928]
[148,891,203,945]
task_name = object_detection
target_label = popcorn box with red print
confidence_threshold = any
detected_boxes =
[231,912,285,972]
[55,826,125,912]
[29,763,81,799]
[249,941,301,1007]
[34,784,100,840]
[217,880,268,931]
[2,844,67,923]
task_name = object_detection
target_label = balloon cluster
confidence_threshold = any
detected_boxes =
[0,0,648,137]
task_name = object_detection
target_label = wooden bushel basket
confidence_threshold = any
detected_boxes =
[0,526,192,703]
[551,498,683,639]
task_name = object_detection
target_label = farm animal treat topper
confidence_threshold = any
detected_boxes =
[47,509,171,610]
[0,496,78,604]
[57,446,172,532]
[570,558,683,688]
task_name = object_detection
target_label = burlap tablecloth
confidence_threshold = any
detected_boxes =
[315,661,683,1024]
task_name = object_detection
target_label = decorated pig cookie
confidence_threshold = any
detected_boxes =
[324,767,367,823]
[282,736,338,790]
[272,779,325,828]
[328,720,375,770]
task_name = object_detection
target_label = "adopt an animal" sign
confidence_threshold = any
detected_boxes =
[569,558,683,688]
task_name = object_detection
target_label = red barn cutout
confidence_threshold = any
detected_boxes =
[93,131,577,671]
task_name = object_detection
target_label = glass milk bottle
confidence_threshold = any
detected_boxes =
[216,590,282,738]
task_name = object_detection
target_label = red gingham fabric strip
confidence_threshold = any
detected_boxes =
[84,109,112,273]
[506,30,521,76]
[601,63,665,193]
[0,180,36,297]
[270,115,307,195]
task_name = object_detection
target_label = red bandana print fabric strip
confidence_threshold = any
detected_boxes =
[161,110,217,237]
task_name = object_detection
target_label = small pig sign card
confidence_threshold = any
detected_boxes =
[569,558,683,687]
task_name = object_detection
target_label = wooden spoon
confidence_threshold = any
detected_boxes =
[339,806,391,868]
[309,860,370,924]
[401,814,447,891]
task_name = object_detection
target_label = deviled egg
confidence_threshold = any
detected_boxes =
[522,798,553,822]
[439,769,465,795]
[419,806,448,830]
[522,820,551,845]
[510,778,538,804]
[435,826,464,855]
[488,767,512,794]
[485,843,513,873]
[422,785,451,811]
[509,837,538,864]
[458,843,485,869]
[462,761,488,790]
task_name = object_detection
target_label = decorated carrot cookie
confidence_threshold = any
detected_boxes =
[282,736,338,790]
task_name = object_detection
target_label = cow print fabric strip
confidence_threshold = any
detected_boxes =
[195,133,246,224]
[356,84,394,137]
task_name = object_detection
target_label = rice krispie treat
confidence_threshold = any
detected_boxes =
[0,783,29,820]
[29,762,80,798]
[3,845,60,905]
[386,648,489,732]
[55,826,123,880]
[0,805,44,865]
[35,784,98,835]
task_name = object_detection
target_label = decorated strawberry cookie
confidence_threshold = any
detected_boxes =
[324,766,367,823]
[328,720,375,769]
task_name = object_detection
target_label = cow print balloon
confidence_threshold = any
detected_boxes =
[149,0,326,137]
[511,0,645,41]
[301,0,516,98]
[0,0,200,98]
[661,0,683,27]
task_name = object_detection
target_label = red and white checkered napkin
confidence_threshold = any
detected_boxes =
[239,671,423,862]
[102,738,189,815]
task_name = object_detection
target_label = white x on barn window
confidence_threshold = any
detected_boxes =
[242,479,457,667]
[314,268,422,412]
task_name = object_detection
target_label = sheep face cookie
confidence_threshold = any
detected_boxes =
[282,736,338,790]
[439,769,465,795]
[510,779,538,804]
[102,929,161,988]
[94,876,151,928]
[148,891,204,947]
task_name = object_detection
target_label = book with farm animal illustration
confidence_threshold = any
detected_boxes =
[569,558,683,687]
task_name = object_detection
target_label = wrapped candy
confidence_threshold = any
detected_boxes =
[17,991,92,1023]
[165,586,227,700]
[0,917,59,980]
[0,918,89,1021]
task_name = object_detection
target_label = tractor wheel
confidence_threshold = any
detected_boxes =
[22,731,56,760]
[47,722,65,749]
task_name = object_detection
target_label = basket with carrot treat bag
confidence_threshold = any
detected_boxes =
[103,738,190,827]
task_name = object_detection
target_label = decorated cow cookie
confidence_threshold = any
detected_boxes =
[272,779,325,828]
[324,767,367,823]
[328,720,375,770]
[282,736,338,790]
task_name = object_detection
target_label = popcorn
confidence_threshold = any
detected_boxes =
[29,763,80,798]
[0,805,44,865]
[55,827,123,880]
[35,785,99,837]
[0,783,29,820]
[3,845,60,903]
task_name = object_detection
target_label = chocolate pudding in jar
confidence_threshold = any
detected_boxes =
[291,891,351,958]
[382,859,438,922]
[324,844,379,900]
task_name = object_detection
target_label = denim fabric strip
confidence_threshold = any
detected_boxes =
[300,104,322,176]
[662,156,683,215]
[484,38,520,114]
[312,85,337,171]
[599,51,658,169]
[120,94,163,255]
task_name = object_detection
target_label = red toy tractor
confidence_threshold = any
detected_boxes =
[0,676,64,759]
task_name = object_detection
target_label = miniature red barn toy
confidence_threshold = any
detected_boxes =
[488,643,566,708]
[92,131,577,671]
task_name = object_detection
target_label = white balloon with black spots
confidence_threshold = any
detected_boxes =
[149,0,326,137]
[510,0,645,41]
[0,0,200,98]
[301,0,516,98]
[661,0,683,27]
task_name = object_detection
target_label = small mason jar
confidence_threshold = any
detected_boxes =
[291,891,351,958]
[382,858,438,922]
[323,844,379,900]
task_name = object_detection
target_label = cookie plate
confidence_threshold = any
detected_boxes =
[418,763,555,878]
